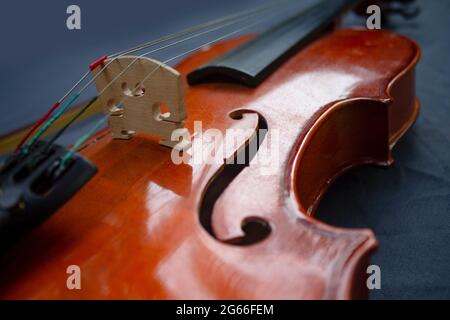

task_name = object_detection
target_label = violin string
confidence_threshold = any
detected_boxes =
[107,0,296,59]
[14,72,91,152]
[78,0,299,97]
[80,12,268,98]
[24,21,263,155]
[27,0,305,158]
[44,97,99,150]
[22,17,257,153]
[85,0,316,114]
[58,11,288,168]
[21,97,100,170]
[59,117,108,167]
[17,0,297,153]
[60,0,330,166]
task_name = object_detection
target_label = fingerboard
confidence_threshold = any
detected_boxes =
[188,0,359,87]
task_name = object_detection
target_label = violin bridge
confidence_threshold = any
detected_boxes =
[91,56,190,151]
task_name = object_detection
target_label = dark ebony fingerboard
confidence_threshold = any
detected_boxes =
[187,0,358,87]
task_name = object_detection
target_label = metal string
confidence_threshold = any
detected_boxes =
[18,0,297,152]
[58,9,296,167]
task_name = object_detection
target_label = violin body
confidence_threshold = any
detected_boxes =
[0,27,420,299]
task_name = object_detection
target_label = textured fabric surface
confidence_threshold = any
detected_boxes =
[318,0,450,299]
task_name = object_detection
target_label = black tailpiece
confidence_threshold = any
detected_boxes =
[0,142,97,251]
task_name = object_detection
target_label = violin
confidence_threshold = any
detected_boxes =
[0,0,420,299]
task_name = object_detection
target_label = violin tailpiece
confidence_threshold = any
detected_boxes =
[0,141,97,251]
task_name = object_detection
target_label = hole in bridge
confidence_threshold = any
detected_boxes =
[107,98,122,114]
[121,82,146,97]
[152,102,171,120]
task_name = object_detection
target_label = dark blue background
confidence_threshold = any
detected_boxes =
[0,0,449,299]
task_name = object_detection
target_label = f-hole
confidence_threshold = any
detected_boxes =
[199,110,271,246]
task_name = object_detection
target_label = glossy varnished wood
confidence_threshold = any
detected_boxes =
[0,28,420,299]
